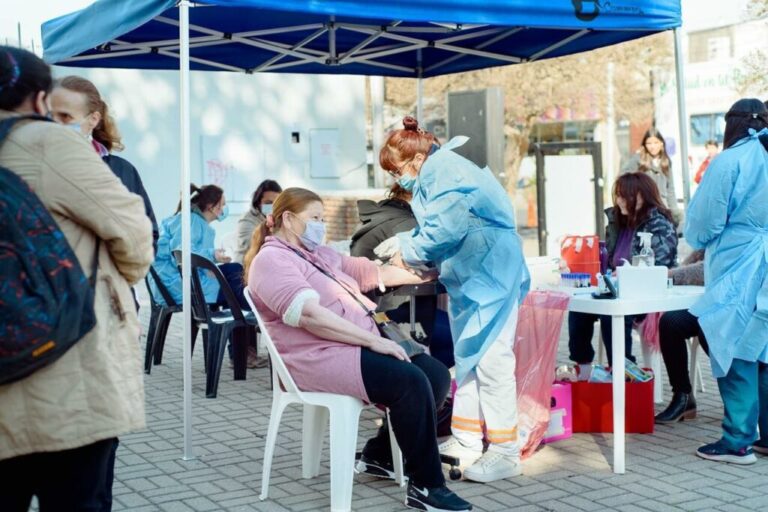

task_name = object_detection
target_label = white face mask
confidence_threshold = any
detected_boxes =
[261,203,273,216]
[299,220,325,252]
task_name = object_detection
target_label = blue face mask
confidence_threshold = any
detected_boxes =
[217,204,229,222]
[398,173,417,192]
[299,220,326,252]
[261,203,273,216]
[68,122,83,135]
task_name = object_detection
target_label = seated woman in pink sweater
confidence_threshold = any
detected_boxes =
[244,188,472,512]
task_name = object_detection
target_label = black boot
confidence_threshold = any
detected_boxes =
[655,392,697,424]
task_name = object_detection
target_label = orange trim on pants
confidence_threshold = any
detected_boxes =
[486,426,518,443]
[451,415,484,433]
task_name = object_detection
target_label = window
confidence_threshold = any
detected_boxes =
[690,113,726,146]
[688,27,733,63]
[707,37,731,61]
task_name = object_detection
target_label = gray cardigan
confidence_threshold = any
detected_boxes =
[235,207,265,264]
[669,250,705,286]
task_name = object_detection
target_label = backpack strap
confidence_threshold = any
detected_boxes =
[0,114,52,146]
[0,114,101,287]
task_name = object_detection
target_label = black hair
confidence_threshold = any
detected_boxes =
[175,184,224,214]
[0,46,53,111]
[704,139,718,148]
[251,179,282,211]
[722,98,768,149]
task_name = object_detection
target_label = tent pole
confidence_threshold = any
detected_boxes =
[371,77,386,188]
[179,0,194,461]
[673,27,691,206]
[416,49,423,121]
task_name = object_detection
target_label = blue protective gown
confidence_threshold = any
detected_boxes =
[397,137,530,384]
[150,208,219,305]
[684,128,768,378]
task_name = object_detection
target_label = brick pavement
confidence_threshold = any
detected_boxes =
[106,296,768,512]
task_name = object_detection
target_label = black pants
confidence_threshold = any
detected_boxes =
[0,438,119,512]
[360,350,449,488]
[659,309,710,394]
[216,262,250,311]
[568,312,638,365]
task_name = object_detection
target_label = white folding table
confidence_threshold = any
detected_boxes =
[566,285,705,473]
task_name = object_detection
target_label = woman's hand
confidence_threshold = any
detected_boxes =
[369,337,410,362]
[215,249,232,263]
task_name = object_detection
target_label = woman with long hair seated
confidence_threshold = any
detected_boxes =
[244,187,473,512]
[568,172,678,374]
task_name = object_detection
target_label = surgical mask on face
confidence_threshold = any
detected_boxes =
[217,204,229,221]
[299,220,325,252]
[398,173,417,192]
[68,122,84,136]
[261,203,273,216]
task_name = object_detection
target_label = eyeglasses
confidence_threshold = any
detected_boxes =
[386,158,413,178]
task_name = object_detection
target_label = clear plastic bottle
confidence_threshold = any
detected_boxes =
[633,232,655,266]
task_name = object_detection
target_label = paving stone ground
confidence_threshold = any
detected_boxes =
[107,286,767,512]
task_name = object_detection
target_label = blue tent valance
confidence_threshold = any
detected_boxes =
[43,0,682,78]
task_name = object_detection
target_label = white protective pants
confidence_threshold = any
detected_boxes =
[451,304,520,457]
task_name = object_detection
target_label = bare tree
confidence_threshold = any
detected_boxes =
[735,0,768,94]
[385,33,673,194]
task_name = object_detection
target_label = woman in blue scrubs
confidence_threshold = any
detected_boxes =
[685,98,768,464]
[380,117,529,483]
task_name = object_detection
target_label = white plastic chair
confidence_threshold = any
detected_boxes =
[243,288,404,512]
[688,337,706,397]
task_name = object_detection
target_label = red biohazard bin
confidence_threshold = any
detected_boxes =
[560,235,601,286]
[570,373,655,434]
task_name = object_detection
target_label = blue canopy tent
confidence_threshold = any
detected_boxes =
[42,0,687,475]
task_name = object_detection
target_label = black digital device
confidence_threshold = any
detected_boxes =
[592,274,618,300]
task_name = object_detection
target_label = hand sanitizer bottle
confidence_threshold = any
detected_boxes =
[634,232,655,266]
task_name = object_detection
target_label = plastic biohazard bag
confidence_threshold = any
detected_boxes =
[514,290,570,459]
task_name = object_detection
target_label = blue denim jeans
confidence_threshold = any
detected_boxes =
[717,358,768,450]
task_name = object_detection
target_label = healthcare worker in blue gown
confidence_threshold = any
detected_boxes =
[684,98,768,465]
[380,117,530,483]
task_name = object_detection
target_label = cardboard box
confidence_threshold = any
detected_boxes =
[570,374,655,434]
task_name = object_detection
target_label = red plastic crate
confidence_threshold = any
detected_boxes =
[570,374,655,434]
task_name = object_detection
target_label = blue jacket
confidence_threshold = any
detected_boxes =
[685,128,768,378]
[397,137,530,384]
[150,209,219,305]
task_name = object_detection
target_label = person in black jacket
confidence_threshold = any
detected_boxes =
[50,76,159,253]
[568,173,678,373]
[350,184,453,367]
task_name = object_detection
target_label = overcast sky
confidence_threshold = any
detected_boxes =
[0,0,754,52]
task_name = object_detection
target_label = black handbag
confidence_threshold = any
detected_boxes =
[288,247,425,358]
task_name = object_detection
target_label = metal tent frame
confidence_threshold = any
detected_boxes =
[43,0,689,475]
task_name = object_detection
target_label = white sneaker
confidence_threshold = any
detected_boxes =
[438,437,483,468]
[463,451,522,483]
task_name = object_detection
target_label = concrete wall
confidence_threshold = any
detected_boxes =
[52,66,370,243]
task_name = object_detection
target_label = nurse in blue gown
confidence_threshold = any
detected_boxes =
[380,117,529,483]
[684,98,768,464]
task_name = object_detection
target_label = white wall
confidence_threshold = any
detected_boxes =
[51,66,369,238]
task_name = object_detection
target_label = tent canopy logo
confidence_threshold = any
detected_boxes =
[572,0,601,21]
[572,1,645,22]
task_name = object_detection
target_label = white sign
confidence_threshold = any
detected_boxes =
[310,129,340,178]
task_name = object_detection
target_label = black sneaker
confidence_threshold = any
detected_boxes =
[696,440,757,465]
[354,452,397,480]
[405,482,473,511]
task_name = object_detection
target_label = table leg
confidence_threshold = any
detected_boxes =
[612,314,626,474]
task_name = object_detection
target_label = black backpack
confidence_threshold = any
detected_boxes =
[0,116,99,385]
